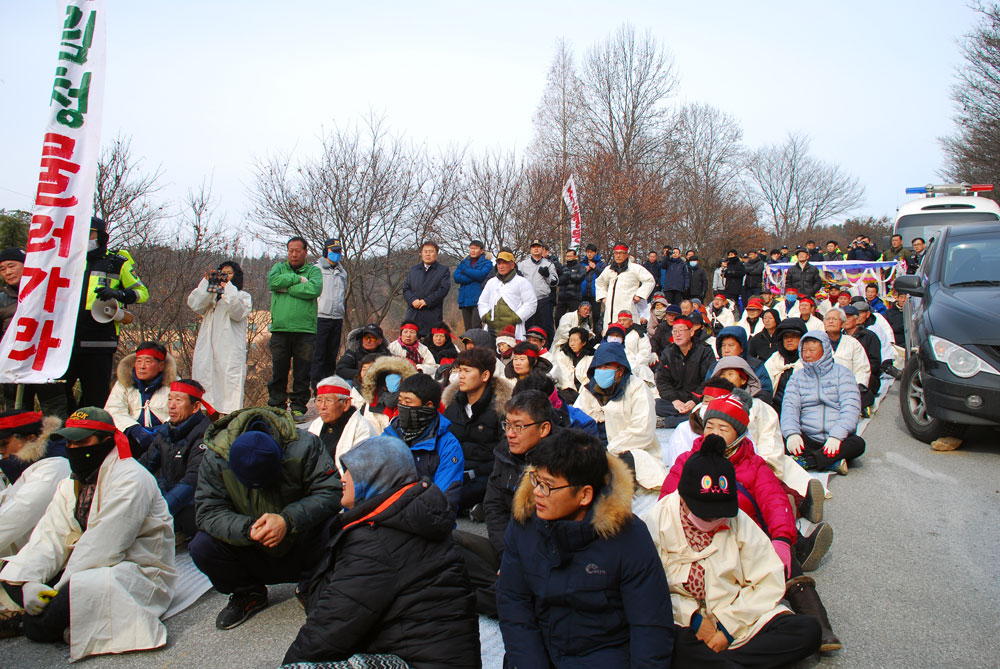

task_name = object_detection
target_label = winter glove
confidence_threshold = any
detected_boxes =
[95,286,126,302]
[125,424,154,457]
[537,265,549,278]
[786,434,804,456]
[772,540,793,579]
[22,582,58,616]
[822,437,842,457]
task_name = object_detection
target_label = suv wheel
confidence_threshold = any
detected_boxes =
[899,355,963,443]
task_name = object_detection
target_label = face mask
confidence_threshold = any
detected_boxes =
[785,294,797,306]
[87,239,99,252]
[327,251,341,264]
[690,261,698,267]
[687,512,728,533]
[607,336,623,344]
[594,368,618,389]
[66,439,115,479]
[653,307,667,318]
[396,404,438,441]
[384,374,401,393]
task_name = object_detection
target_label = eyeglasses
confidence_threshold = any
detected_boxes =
[528,471,574,497]
[502,420,542,434]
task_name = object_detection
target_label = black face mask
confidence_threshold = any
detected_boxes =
[396,404,438,442]
[379,391,399,410]
[66,439,115,479]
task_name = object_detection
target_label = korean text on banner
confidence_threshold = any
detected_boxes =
[562,176,582,247]
[0,1,106,383]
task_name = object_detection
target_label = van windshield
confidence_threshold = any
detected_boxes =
[896,211,999,246]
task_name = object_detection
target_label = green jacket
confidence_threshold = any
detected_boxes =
[268,261,323,333]
[195,407,341,556]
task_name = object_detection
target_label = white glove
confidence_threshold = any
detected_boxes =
[786,434,804,456]
[22,582,58,616]
[822,437,842,457]
[299,276,308,283]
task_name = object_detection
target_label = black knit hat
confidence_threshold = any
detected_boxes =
[0,248,25,264]
[678,434,738,519]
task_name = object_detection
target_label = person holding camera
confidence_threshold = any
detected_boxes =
[188,261,252,414]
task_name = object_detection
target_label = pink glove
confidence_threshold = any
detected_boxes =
[772,540,792,579]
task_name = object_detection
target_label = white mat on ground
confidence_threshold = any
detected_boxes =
[163,550,213,620]
[480,615,504,668]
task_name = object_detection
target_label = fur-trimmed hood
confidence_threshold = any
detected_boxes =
[441,375,513,419]
[361,355,417,404]
[9,416,62,464]
[512,452,635,540]
[115,351,178,389]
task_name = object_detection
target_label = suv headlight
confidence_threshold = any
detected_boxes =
[928,335,1000,378]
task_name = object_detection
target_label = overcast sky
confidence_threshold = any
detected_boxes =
[0,1,982,250]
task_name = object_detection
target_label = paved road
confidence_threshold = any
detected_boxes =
[3,384,999,667]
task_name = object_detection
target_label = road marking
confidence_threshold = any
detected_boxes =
[884,451,959,484]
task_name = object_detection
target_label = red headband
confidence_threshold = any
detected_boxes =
[430,328,449,335]
[400,323,419,332]
[64,418,131,459]
[673,318,693,329]
[317,384,351,396]
[617,310,632,318]
[136,348,165,361]
[701,386,730,399]
[0,411,42,430]
[799,297,815,306]
[518,348,539,358]
[170,381,215,414]
[613,244,628,252]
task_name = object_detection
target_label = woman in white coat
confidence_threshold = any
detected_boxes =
[0,407,175,660]
[0,412,69,559]
[188,261,252,414]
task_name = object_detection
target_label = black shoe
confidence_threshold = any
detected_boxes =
[468,503,486,523]
[798,479,825,523]
[796,522,833,572]
[216,589,268,630]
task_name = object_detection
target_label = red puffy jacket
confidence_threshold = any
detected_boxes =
[660,434,796,545]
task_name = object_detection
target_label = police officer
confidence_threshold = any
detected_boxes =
[59,217,148,414]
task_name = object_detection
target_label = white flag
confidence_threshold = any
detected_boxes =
[562,176,582,246]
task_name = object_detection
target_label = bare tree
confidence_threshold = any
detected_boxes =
[439,149,525,258]
[530,38,586,172]
[746,133,865,239]
[249,114,462,332]
[668,103,760,260]
[579,24,679,170]
[941,2,1000,199]
[93,134,169,249]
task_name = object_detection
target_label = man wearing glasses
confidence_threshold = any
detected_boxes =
[452,390,559,618]
[496,430,675,666]
[654,318,716,426]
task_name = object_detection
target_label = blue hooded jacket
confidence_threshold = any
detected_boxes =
[584,342,633,402]
[780,331,861,442]
[706,326,774,394]
[383,414,464,512]
[580,253,606,300]
[453,254,494,308]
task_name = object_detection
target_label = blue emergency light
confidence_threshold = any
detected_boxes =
[905,183,993,196]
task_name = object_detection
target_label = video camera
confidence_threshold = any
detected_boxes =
[206,270,226,294]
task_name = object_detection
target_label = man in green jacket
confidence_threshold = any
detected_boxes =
[267,237,323,416]
[191,406,341,630]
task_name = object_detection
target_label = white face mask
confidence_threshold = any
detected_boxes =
[607,336,623,344]
[87,239,99,252]
[687,513,728,533]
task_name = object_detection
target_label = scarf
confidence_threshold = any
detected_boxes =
[679,498,727,602]
[397,337,423,367]
[609,258,629,273]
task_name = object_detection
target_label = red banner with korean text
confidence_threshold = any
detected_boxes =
[562,176,582,247]
[0,1,105,383]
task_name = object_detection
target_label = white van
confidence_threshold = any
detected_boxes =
[894,183,1000,247]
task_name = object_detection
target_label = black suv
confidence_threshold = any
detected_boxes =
[895,224,1000,442]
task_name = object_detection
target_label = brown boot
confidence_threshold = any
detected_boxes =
[785,575,841,652]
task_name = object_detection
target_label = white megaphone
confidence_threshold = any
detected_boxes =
[91,298,134,325]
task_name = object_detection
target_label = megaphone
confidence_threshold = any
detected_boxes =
[91,299,134,325]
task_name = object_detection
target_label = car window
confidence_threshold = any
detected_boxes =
[896,211,1000,247]
[942,236,1000,286]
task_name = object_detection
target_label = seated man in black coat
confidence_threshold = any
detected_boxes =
[654,318,716,425]
[138,378,211,539]
[442,347,512,516]
[452,390,559,618]
[284,436,480,667]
